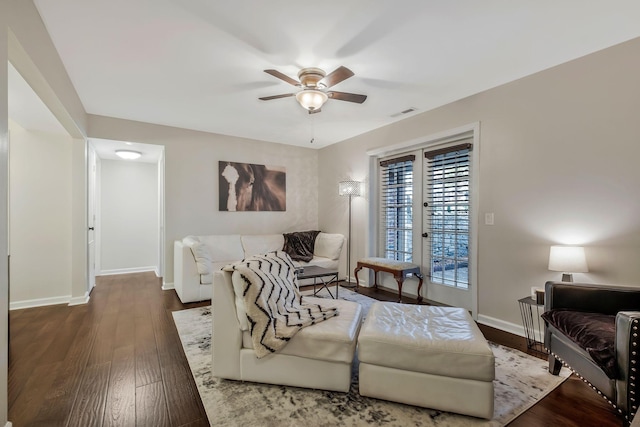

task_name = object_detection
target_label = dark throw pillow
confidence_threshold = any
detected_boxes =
[282,230,321,262]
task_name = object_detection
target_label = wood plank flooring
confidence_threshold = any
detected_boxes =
[9,272,209,427]
[8,274,622,426]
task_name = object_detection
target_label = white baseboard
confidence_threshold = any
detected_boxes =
[68,291,90,306]
[10,295,71,311]
[98,266,158,276]
[477,314,526,338]
[162,281,174,291]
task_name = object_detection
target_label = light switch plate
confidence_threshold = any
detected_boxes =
[485,212,494,225]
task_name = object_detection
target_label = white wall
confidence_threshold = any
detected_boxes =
[8,119,73,307]
[318,37,640,334]
[99,159,159,274]
[87,116,319,287]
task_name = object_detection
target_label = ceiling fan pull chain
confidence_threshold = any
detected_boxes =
[309,113,315,144]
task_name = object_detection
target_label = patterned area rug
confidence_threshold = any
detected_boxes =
[172,287,569,426]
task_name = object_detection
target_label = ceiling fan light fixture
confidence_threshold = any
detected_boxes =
[115,149,142,160]
[296,89,328,111]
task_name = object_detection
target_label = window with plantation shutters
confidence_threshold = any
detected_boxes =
[424,140,472,289]
[379,155,415,262]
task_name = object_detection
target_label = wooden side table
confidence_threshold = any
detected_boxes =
[354,257,423,302]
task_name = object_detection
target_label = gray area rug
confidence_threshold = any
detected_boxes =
[172,287,569,426]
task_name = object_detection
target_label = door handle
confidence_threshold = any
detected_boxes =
[422,232,428,238]
[89,227,95,231]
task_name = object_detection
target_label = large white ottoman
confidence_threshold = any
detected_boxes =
[358,302,495,419]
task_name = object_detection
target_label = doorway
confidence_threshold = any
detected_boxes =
[89,139,165,280]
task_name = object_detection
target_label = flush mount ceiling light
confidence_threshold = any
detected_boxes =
[115,149,142,160]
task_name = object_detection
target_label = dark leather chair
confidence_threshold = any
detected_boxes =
[543,281,640,424]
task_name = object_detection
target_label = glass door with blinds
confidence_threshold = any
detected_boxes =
[422,138,473,310]
[379,155,416,262]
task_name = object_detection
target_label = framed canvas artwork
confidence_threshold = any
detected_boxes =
[219,161,286,211]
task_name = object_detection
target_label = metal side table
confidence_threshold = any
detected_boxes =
[518,296,546,354]
[297,266,339,299]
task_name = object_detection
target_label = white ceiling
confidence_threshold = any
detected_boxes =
[9,61,163,162]
[8,61,163,163]
[31,0,640,149]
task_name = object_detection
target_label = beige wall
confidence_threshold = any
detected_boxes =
[0,0,8,422]
[88,115,319,287]
[319,37,640,333]
[8,120,73,307]
[99,159,159,274]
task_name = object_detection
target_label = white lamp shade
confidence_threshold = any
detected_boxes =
[339,180,361,197]
[548,246,588,273]
[295,89,328,111]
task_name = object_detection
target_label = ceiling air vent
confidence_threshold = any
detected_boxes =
[390,107,418,118]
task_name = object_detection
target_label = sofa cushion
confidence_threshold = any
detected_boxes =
[190,242,212,275]
[314,233,344,260]
[199,234,244,262]
[183,235,200,247]
[283,230,320,262]
[541,309,616,378]
[227,251,339,358]
[241,234,284,257]
[242,296,362,363]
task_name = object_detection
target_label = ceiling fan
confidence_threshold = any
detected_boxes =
[259,66,367,114]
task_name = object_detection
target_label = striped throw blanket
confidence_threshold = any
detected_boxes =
[225,251,339,358]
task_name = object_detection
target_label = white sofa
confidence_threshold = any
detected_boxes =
[173,232,345,303]
[212,264,363,392]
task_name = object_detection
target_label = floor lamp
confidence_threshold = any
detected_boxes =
[339,180,361,286]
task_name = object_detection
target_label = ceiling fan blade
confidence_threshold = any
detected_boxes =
[319,66,354,88]
[259,93,295,101]
[327,91,367,104]
[309,108,321,115]
[264,69,300,86]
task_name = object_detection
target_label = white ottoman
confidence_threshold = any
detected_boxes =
[358,302,495,419]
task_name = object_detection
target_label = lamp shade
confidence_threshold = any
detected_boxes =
[339,180,361,197]
[548,246,588,273]
[296,89,328,111]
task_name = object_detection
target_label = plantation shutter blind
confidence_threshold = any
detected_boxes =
[379,154,415,262]
[424,139,472,288]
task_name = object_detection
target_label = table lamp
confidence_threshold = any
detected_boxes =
[548,245,588,282]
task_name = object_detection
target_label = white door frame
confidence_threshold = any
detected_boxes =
[366,122,480,318]
[87,143,97,294]
[90,140,165,281]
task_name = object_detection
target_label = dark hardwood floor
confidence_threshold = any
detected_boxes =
[8,274,622,426]
[9,272,209,427]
